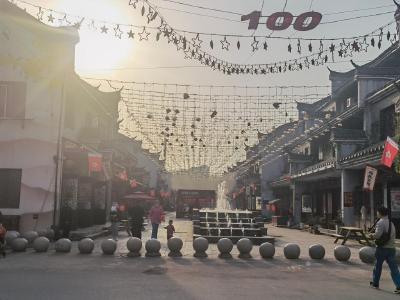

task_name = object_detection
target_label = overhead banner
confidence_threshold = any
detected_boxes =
[363,165,378,191]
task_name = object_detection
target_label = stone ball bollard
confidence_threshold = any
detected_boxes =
[309,244,325,260]
[193,237,209,258]
[11,238,28,252]
[5,231,20,245]
[145,239,161,257]
[334,245,351,262]
[33,237,50,253]
[259,242,275,259]
[78,238,95,254]
[45,229,55,241]
[359,246,376,264]
[237,238,253,259]
[283,243,301,259]
[101,239,117,255]
[217,238,233,259]
[168,237,183,257]
[22,231,39,244]
[55,238,72,253]
[127,237,142,257]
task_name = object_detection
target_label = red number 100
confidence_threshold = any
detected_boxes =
[241,11,322,31]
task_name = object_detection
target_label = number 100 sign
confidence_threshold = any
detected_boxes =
[241,11,323,31]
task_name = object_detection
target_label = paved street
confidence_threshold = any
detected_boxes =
[1,216,399,300]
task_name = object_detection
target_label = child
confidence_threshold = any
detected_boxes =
[0,222,6,258]
[165,220,175,240]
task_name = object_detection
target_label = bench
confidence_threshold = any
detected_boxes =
[332,234,345,243]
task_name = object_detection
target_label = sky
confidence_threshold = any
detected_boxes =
[22,0,398,87]
[12,0,399,174]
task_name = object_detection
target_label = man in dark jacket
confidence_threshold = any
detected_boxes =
[129,204,145,239]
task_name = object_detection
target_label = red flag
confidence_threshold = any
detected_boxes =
[381,137,399,168]
[88,153,103,172]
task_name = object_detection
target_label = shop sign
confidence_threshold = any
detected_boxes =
[363,165,378,191]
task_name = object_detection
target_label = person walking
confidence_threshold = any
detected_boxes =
[164,220,175,240]
[370,206,400,294]
[0,221,6,258]
[129,204,145,239]
[110,203,119,241]
[149,201,164,239]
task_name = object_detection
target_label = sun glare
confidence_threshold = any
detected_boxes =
[56,0,134,74]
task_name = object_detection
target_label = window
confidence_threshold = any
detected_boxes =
[380,105,395,140]
[304,147,309,155]
[0,169,22,208]
[0,82,26,119]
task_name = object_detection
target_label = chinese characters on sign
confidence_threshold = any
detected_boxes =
[363,165,378,191]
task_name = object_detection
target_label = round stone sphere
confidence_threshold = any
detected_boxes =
[45,229,55,240]
[22,231,39,244]
[217,238,233,254]
[193,237,209,253]
[5,231,20,245]
[33,237,50,252]
[145,239,161,257]
[168,237,183,252]
[259,242,275,259]
[127,237,142,253]
[237,238,253,258]
[283,243,301,259]
[11,238,28,252]
[359,246,376,264]
[78,238,95,254]
[101,239,117,255]
[55,238,72,253]
[309,244,325,260]
[334,245,351,262]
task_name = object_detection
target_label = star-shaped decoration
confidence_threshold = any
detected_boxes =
[192,34,203,50]
[183,48,192,59]
[220,36,230,51]
[147,9,158,24]
[47,14,55,23]
[138,27,150,41]
[127,29,135,39]
[339,39,352,57]
[114,25,123,39]
[101,25,109,34]
[36,8,44,21]
[329,43,335,53]
[251,37,259,52]
[129,0,139,9]
[73,18,85,30]
[304,57,310,69]
[263,41,268,51]
[351,40,360,52]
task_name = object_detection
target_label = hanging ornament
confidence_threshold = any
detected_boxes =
[138,27,150,41]
[210,39,214,49]
[297,39,301,54]
[73,18,85,30]
[47,13,55,23]
[308,42,312,52]
[114,25,123,39]
[371,37,375,47]
[387,30,391,41]
[221,36,231,51]
[155,31,161,41]
[87,20,96,31]
[129,0,139,9]
[263,40,268,51]
[351,40,360,52]
[319,40,324,53]
[288,42,292,53]
[141,5,146,16]
[237,40,241,50]
[251,37,259,52]
[329,43,335,61]
[359,37,369,52]
[101,25,109,34]
[36,7,44,21]
[304,57,310,68]
[192,33,203,50]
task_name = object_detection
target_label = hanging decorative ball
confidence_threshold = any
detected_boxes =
[247,122,251,127]
[203,145,206,148]
[228,141,231,144]
[172,116,177,121]
[180,144,184,147]
[191,145,194,149]
[199,139,203,142]
[165,127,169,131]
[196,117,201,122]
[147,114,152,119]
[166,108,171,113]
[210,40,214,49]
[191,124,196,129]
[174,109,180,114]
[172,123,176,127]
[183,93,190,99]
[235,136,239,140]
[245,138,249,142]
[194,138,198,141]
[165,116,170,121]
[235,147,239,150]
[237,40,241,50]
